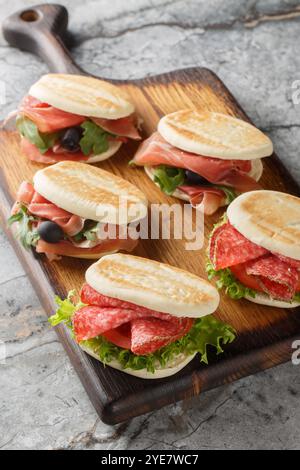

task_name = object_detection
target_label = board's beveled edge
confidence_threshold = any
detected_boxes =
[101,334,295,424]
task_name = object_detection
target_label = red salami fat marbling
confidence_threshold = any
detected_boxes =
[245,255,299,301]
[210,222,268,270]
[74,286,194,354]
[130,317,194,355]
[273,253,300,270]
[81,284,173,316]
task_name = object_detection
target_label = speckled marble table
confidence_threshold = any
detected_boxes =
[1,0,300,450]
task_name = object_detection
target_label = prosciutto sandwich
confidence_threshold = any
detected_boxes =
[16,74,141,164]
[49,254,235,378]
[207,190,300,307]
[131,110,273,215]
[8,161,147,260]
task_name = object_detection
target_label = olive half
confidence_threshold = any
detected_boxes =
[60,127,83,152]
[38,221,64,243]
[185,170,209,185]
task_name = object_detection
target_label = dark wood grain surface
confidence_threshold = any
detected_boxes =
[1,4,299,424]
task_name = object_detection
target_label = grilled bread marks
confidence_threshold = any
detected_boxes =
[33,162,148,224]
[29,74,134,119]
[227,191,300,260]
[158,110,273,160]
[86,254,220,318]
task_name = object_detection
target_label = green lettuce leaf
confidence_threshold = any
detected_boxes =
[72,220,99,243]
[214,185,237,204]
[153,165,185,196]
[207,217,300,303]
[49,291,86,332]
[49,292,236,373]
[7,205,40,250]
[16,116,59,154]
[206,215,256,300]
[79,121,111,156]
[206,259,256,300]
[293,292,300,303]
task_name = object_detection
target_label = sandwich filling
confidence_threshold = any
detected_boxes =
[8,181,138,260]
[131,132,261,214]
[49,285,236,373]
[17,95,141,163]
[207,216,300,302]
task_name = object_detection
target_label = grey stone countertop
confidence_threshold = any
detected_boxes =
[0,0,300,450]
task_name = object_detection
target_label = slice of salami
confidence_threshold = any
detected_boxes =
[77,285,194,353]
[80,284,174,318]
[73,306,144,342]
[245,254,299,301]
[210,222,268,270]
[73,304,181,343]
[130,317,194,355]
[273,253,300,270]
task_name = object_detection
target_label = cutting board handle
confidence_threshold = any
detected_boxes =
[2,3,83,74]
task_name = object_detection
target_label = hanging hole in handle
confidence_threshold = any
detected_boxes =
[20,9,40,22]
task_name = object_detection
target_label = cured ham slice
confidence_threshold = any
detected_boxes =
[130,317,193,355]
[36,236,137,258]
[19,95,85,133]
[17,182,84,236]
[245,255,299,301]
[21,138,88,164]
[92,114,141,140]
[133,132,260,192]
[14,181,138,259]
[74,286,194,354]
[16,181,35,205]
[210,221,268,270]
[178,185,226,215]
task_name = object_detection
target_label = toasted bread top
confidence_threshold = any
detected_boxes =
[158,110,273,160]
[33,161,148,225]
[86,254,220,318]
[29,74,134,119]
[227,190,300,260]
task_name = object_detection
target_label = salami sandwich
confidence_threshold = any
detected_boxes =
[16,74,141,164]
[49,254,235,379]
[131,110,273,215]
[8,161,147,261]
[207,190,300,307]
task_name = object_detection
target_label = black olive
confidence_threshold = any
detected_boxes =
[38,221,64,244]
[185,170,209,185]
[60,127,83,152]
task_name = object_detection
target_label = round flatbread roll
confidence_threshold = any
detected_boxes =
[86,253,220,318]
[80,344,197,379]
[86,141,122,163]
[158,109,273,160]
[29,73,134,119]
[227,190,300,261]
[33,161,148,225]
[245,292,300,308]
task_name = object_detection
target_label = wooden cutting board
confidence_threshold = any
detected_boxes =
[1,4,300,424]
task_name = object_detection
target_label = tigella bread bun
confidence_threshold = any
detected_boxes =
[131,109,273,215]
[207,190,300,308]
[8,162,147,261]
[16,73,141,164]
[49,254,236,379]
